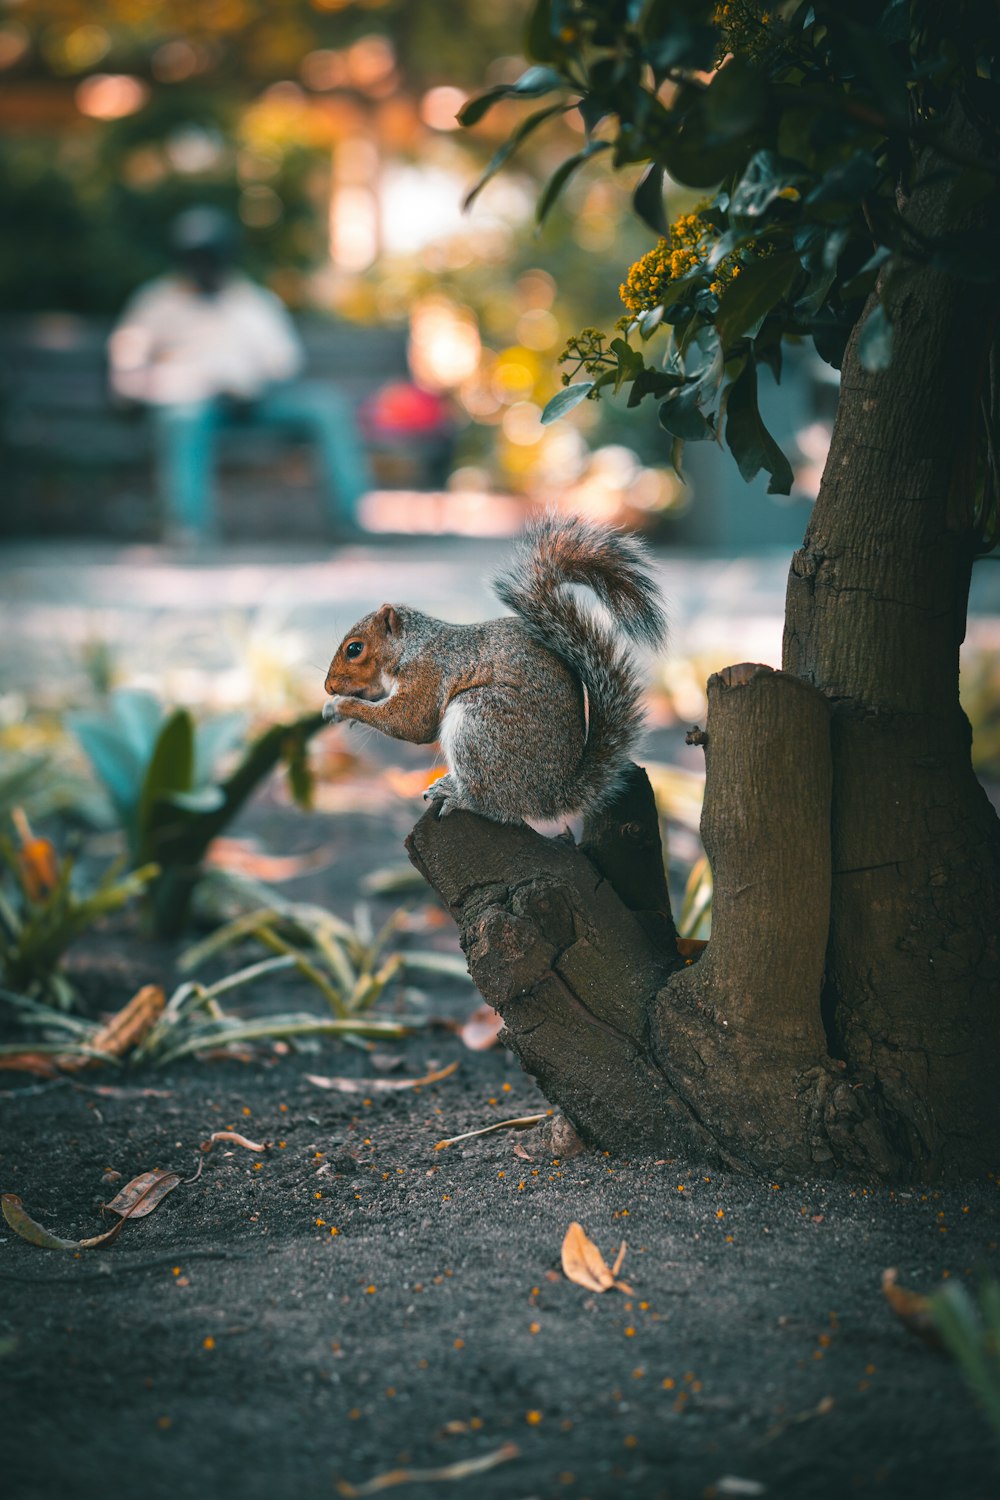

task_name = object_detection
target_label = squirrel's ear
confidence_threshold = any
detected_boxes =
[376,603,399,635]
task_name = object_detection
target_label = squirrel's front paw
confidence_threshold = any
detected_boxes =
[423,774,453,805]
[322,696,344,723]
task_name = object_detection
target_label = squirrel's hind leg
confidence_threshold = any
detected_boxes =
[434,685,581,823]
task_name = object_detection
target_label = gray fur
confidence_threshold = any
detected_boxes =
[483,516,666,819]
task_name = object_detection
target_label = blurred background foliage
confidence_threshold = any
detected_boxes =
[0,0,690,502]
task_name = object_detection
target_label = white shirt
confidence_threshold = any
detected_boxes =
[108,274,304,405]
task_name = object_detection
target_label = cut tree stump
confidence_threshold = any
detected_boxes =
[407,664,911,1176]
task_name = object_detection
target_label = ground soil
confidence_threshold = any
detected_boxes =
[2,770,999,1500]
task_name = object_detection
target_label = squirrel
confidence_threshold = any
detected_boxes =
[322,515,667,823]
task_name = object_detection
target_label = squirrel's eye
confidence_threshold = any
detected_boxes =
[345,641,364,660]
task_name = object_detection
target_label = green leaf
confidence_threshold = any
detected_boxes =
[626,367,685,408]
[525,0,560,63]
[724,360,794,494]
[729,150,809,226]
[662,123,747,190]
[192,711,246,789]
[541,383,594,424]
[703,57,766,141]
[810,313,852,371]
[715,252,800,348]
[457,65,565,128]
[858,302,893,372]
[643,12,717,74]
[110,690,166,763]
[285,735,314,811]
[68,714,146,827]
[136,708,195,864]
[458,87,510,129]
[638,305,664,339]
[537,140,612,224]
[464,103,566,209]
[633,163,668,237]
[511,65,565,96]
[806,151,882,208]
[162,786,226,814]
[658,381,714,442]
[609,338,645,391]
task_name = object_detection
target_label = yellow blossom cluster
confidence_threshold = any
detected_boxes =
[714,0,775,64]
[619,205,741,315]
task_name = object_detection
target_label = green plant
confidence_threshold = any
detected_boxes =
[0,755,49,825]
[931,1279,1000,1440]
[134,967,423,1068]
[462,0,1000,544]
[179,879,472,1020]
[69,689,325,937]
[0,812,156,1009]
[0,961,422,1071]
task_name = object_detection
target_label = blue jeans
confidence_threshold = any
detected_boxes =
[151,381,372,537]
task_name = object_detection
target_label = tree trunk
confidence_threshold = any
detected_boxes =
[781,107,1000,1171]
[406,104,1000,1180]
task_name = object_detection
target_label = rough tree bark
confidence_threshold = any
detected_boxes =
[406,105,1000,1180]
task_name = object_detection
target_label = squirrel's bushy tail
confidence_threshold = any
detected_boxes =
[492,515,667,813]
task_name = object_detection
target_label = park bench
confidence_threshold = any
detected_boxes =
[0,313,450,540]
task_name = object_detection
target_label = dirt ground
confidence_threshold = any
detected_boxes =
[2,764,999,1500]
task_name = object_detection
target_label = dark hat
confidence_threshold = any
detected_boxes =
[170,206,237,255]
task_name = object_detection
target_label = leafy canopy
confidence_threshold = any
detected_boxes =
[461,1,1000,496]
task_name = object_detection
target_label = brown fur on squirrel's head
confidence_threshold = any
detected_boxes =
[325,603,402,701]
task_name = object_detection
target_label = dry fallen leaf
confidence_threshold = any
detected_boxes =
[89,985,165,1063]
[18,839,60,902]
[434,1114,548,1149]
[2,1169,181,1252]
[382,766,447,800]
[104,1169,182,1221]
[202,1131,269,1153]
[12,808,60,901]
[0,986,165,1077]
[881,1267,944,1350]
[0,1052,60,1078]
[205,838,335,882]
[306,1060,460,1094]
[335,1442,519,1497]
[458,1005,504,1051]
[561,1221,634,1296]
[676,937,708,960]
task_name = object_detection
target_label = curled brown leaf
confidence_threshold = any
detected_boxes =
[561,1221,634,1296]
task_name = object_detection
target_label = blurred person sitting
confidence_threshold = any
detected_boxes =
[108,206,371,544]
